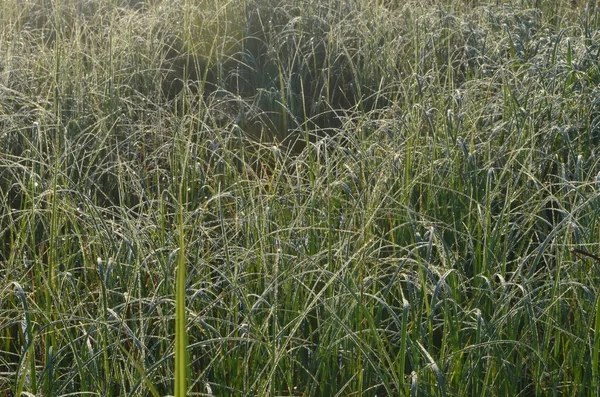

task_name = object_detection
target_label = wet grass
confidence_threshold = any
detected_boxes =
[1,0,600,395]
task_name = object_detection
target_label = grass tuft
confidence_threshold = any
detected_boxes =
[1,0,600,395]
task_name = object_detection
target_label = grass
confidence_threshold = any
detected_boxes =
[1,0,600,395]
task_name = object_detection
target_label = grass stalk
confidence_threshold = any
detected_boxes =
[175,124,191,397]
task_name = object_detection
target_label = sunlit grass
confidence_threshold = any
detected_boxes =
[1,0,600,395]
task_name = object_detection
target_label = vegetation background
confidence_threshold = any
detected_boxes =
[1,0,600,395]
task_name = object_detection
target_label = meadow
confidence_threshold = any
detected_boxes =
[1,0,600,395]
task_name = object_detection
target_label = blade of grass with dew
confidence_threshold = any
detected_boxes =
[175,124,191,397]
[12,281,36,396]
[592,284,600,393]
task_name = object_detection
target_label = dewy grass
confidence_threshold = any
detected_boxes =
[175,120,191,397]
[2,0,600,395]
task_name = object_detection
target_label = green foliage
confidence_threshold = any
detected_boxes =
[1,0,600,395]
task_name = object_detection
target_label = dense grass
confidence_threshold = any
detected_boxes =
[1,0,600,395]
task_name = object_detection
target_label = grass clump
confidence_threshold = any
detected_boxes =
[1,0,600,395]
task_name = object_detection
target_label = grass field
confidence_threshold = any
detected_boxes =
[1,0,600,395]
